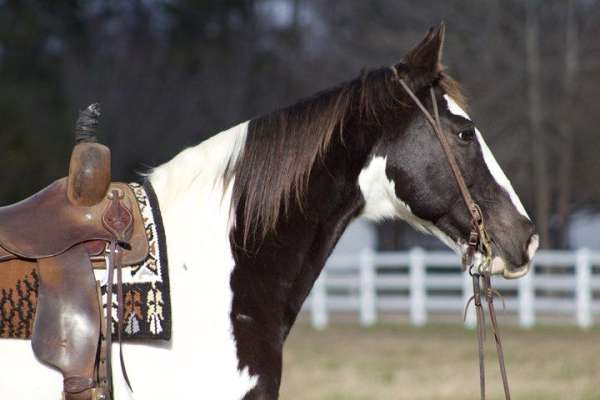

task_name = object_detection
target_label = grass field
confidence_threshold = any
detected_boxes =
[281,323,600,400]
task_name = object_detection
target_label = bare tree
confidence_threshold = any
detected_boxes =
[526,0,550,248]
[556,0,579,247]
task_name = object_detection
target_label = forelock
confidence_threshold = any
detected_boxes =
[438,72,467,111]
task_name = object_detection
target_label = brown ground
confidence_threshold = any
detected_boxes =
[281,323,600,400]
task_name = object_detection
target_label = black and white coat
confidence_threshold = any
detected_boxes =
[0,25,537,400]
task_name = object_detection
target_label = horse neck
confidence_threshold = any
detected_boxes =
[149,114,381,387]
[229,121,377,339]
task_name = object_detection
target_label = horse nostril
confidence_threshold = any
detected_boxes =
[524,233,539,261]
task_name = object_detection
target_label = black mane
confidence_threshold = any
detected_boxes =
[226,66,406,244]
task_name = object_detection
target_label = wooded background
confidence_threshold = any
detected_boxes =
[1,0,599,249]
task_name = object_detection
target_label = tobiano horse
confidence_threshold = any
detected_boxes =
[1,24,537,399]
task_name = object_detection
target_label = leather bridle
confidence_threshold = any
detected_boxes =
[391,66,511,400]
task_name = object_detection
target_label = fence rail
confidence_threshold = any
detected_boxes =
[306,248,600,329]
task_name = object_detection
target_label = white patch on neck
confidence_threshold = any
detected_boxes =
[148,121,248,209]
[358,156,401,221]
[141,121,257,398]
[358,156,461,255]
[443,95,530,220]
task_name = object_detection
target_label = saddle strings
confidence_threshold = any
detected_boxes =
[390,66,511,400]
[106,239,133,393]
[102,189,135,398]
[105,241,116,394]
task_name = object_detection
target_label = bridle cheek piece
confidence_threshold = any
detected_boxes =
[391,66,511,400]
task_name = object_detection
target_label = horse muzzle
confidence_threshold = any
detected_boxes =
[494,234,539,279]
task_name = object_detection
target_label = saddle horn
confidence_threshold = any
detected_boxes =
[68,103,112,206]
[75,103,101,143]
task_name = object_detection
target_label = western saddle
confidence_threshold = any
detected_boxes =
[0,104,149,400]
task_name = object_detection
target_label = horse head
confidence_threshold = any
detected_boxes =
[359,24,538,278]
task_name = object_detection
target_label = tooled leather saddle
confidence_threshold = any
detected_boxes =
[0,104,149,400]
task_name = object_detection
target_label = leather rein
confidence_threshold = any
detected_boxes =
[391,67,511,400]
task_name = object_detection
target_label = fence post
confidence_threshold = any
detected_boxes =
[576,248,592,329]
[312,271,328,329]
[519,263,535,328]
[410,247,426,326]
[462,270,476,329]
[359,248,377,326]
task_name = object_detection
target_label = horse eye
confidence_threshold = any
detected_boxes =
[457,128,475,142]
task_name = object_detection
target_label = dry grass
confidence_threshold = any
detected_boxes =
[281,323,600,400]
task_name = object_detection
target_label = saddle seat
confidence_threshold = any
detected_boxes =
[0,178,148,265]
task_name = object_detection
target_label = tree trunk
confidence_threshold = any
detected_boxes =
[526,1,551,248]
[557,0,579,248]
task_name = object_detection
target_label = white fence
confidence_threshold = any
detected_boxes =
[307,248,600,329]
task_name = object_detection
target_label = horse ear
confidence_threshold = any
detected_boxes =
[403,22,445,77]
